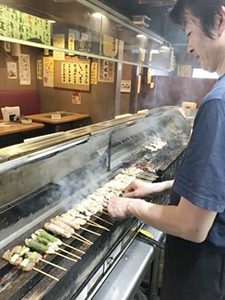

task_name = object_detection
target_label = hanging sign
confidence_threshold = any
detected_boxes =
[19,54,31,85]
[43,57,54,87]
[53,34,65,61]
[7,62,17,79]
[37,59,42,80]
[98,59,114,83]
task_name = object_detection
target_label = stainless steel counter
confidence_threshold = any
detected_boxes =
[91,225,164,300]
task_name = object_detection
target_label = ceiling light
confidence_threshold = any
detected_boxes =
[48,20,56,23]
[92,12,104,18]
[136,34,147,39]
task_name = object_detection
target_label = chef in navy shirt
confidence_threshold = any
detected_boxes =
[108,0,225,299]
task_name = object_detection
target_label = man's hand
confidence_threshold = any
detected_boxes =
[124,179,173,199]
[107,196,139,219]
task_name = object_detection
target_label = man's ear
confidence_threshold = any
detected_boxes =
[217,6,225,36]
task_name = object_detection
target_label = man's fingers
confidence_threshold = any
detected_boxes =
[123,190,138,198]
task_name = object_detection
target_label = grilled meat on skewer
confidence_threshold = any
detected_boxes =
[44,223,71,239]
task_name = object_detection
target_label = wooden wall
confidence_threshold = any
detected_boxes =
[139,76,217,110]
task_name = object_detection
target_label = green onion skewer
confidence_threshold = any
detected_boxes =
[31,234,81,260]
[35,230,86,254]
[2,246,67,272]
[25,239,77,263]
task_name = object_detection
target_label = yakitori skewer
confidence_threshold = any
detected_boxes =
[2,248,59,281]
[60,215,101,237]
[24,251,67,271]
[31,234,81,260]
[25,239,77,262]
[69,203,111,224]
[2,246,67,272]
[44,222,93,246]
[20,257,59,281]
[51,217,96,244]
[35,229,85,254]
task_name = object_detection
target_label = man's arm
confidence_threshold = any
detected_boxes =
[123,180,174,198]
[108,196,217,243]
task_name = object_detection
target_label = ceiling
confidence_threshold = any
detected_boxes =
[95,0,187,45]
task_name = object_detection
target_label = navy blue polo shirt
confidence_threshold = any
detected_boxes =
[170,74,225,248]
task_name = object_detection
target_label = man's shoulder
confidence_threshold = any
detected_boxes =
[204,76,225,102]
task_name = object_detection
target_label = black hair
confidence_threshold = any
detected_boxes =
[169,0,225,38]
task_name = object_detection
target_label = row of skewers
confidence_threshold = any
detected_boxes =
[1,173,135,283]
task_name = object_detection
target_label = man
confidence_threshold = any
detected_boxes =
[107,1,225,299]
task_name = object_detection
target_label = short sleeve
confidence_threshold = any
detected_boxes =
[173,99,225,212]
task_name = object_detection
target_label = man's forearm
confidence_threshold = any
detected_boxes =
[127,199,212,243]
[127,200,184,237]
[152,180,174,196]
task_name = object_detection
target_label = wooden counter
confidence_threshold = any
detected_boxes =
[0,121,45,148]
[27,111,91,125]
[0,121,44,136]
[27,111,92,133]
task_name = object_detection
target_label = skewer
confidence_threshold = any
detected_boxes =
[71,233,93,245]
[40,258,67,271]
[100,210,111,217]
[58,248,81,260]
[25,239,77,263]
[87,219,109,230]
[93,215,113,226]
[80,226,101,236]
[61,242,85,254]
[31,233,83,258]
[87,221,110,232]
[33,267,59,281]
[54,251,77,262]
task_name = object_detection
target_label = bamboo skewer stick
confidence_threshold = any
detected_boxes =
[40,258,67,271]
[71,234,91,245]
[71,233,93,245]
[33,267,59,281]
[54,251,77,262]
[61,242,85,254]
[80,226,101,236]
[58,248,81,260]
[93,215,113,226]
[100,211,111,217]
[87,219,109,230]
[87,221,110,232]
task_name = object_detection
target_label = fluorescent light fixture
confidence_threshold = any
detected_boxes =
[92,12,104,18]
[151,50,160,54]
[48,20,56,23]
[136,34,147,39]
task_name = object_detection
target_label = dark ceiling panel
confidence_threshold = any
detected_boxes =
[137,0,176,6]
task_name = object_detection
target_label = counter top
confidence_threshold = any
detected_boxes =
[0,121,44,137]
[27,111,91,125]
